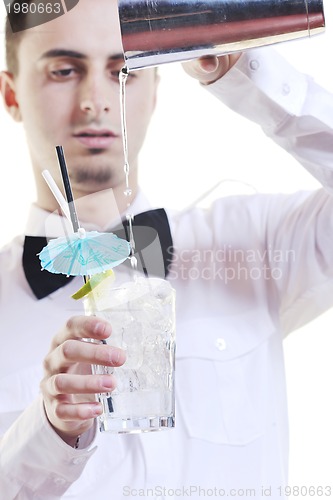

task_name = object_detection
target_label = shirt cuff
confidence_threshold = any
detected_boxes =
[1,395,97,496]
[204,47,309,131]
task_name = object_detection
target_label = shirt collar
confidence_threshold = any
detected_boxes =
[24,190,152,238]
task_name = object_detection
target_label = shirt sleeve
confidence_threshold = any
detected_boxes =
[205,47,333,191]
[0,395,97,499]
[197,188,333,336]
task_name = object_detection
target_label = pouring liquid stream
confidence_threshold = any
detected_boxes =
[119,66,137,273]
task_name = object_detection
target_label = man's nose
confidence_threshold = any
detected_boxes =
[79,75,112,117]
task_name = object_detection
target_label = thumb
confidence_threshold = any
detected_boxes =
[182,54,241,85]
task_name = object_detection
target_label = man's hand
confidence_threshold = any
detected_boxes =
[182,53,242,85]
[40,316,126,446]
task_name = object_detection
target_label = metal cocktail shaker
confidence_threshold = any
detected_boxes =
[118,0,325,70]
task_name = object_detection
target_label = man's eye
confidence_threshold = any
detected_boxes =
[110,69,136,81]
[50,68,76,78]
[110,70,121,79]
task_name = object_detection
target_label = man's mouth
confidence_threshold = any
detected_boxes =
[73,129,117,148]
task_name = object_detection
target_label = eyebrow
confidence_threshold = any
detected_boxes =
[39,49,125,62]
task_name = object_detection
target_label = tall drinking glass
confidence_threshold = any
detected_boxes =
[84,276,176,433]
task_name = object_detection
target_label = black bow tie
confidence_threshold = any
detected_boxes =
[23,208,173,300]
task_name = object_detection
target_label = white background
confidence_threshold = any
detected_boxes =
[1,0,333,490]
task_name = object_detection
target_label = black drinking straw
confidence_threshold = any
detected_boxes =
[55,146,89,283]
[55,145,80,233]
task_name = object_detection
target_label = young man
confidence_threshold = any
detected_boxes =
[1,0,333,498]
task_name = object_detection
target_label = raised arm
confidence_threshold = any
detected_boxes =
[183,48,333,190]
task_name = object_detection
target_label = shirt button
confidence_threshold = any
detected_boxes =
[215,338,227,351]
[282,83,291,96]
[72,456,88,465]
[249,59,260,71]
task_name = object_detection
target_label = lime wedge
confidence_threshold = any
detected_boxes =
[71,270,115,300]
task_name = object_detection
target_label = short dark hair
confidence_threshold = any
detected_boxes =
[5,16,22,75]
[4,0,71,75]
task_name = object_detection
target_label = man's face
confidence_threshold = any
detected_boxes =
[8,0,158,198]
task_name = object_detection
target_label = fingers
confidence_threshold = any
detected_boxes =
[52,401,103,422]
[44,338,126,374]
[45,314,126,373]
[43,395,103,443]
[41,378,104,440]
[50,315,113,350]
[41,370,109,437]
[41,315,125,441]
[182,55,219,82]
[182,53,242,85]
[46,373,117,397]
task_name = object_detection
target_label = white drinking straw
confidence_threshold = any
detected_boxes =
[42,167,89,283]
[42,169,71,223]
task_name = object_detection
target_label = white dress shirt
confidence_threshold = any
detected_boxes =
[1,48,333,499]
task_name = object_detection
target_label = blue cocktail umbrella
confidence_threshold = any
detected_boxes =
[39,146,130,277]
[38,228,130,276]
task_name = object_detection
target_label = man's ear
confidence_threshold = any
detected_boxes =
[0,71,22,122]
